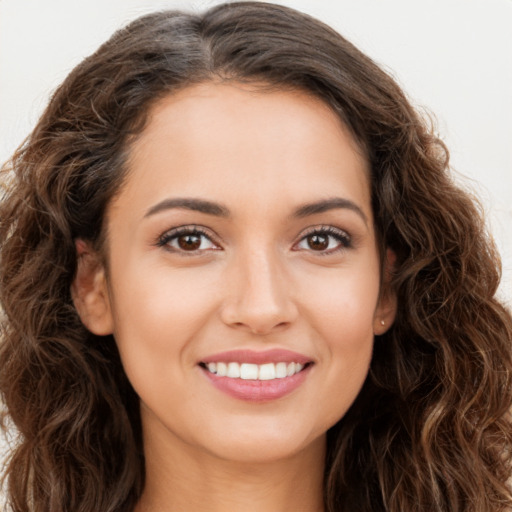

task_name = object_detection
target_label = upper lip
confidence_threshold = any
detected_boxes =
[200,348,312,365]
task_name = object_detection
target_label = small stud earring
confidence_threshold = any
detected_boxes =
[380,320,385,326]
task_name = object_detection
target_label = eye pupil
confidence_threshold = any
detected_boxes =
[307,234,329,251]
[178,234,201,251]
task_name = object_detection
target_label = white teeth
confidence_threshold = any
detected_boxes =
[227,362,240,378]
[216,362,227,377]
[259,363,276,380]
[203,361,306,380]
[275,362,288,378]
[240,363,259,380]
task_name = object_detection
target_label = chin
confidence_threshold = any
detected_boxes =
[184,410,329,465]
[206,430,325,465]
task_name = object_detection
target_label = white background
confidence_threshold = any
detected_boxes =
[0,0,511,304]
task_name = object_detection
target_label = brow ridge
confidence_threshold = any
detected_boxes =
[144,196,367,224]
[293,197,368,224]
[145,198,230,218]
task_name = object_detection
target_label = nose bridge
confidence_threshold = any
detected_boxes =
[245,245,281,301]
[221,242,296,334]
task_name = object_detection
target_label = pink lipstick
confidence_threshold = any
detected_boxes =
[199,349,313,402]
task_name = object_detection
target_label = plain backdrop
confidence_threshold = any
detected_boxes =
[0,0,511,304]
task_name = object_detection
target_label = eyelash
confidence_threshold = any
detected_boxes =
[156,225,352,255]
[156,226,219,254]
[295,225,353,255]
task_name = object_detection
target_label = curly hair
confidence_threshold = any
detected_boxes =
[1,2,511,511]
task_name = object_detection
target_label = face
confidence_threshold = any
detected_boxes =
[73,82,395,465]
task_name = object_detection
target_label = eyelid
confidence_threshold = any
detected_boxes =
[293,225,353,254]
[155,224,353,255]
[156,225,222,253]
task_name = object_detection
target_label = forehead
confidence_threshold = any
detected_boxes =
[115,81,371,221]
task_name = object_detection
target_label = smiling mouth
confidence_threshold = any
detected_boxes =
[199,361,310,381]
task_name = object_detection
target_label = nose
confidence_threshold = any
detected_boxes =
[219,247,298,335]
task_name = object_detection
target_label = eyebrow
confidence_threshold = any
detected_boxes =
[292,197,368,225]
[144,196,367,224]
[144,198,230,218]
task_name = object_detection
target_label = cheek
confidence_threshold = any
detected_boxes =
[107,266,224,427]
[108,262,221,372]
[296,263,379,418]
[298,260,380,340]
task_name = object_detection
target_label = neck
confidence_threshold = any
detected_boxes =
[135,418,326,512]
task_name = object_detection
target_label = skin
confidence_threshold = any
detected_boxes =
[72,82,396,512]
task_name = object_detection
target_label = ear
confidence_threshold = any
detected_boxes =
[71,239,114,336]
[373,248,398,336]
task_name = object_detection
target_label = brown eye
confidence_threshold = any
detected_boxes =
[306,234,329,251]
[177,234,202,251]
[295,227,352,254]
[158,227,218,253]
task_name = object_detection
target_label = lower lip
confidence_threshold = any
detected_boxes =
[201,365,312,402]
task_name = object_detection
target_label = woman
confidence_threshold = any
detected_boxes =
[1,2,511,511]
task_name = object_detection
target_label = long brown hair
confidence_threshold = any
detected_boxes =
[1,2,511,511]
